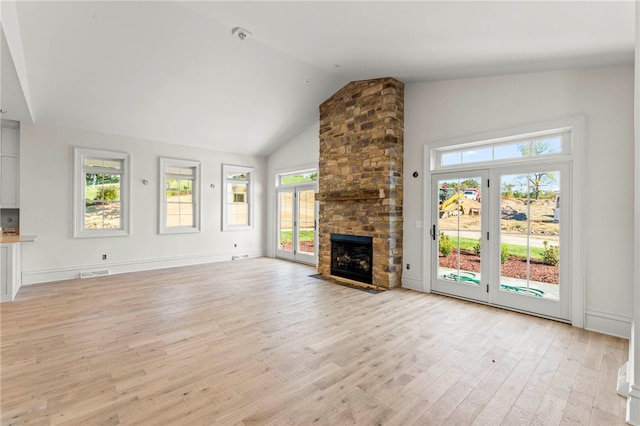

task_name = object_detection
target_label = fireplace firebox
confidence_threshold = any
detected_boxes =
[330,234,373,284]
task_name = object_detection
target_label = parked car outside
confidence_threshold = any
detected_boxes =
[463,189,481,201]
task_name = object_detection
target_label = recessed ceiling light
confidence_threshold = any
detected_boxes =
[304,79,311,84]
[334,64,341,68]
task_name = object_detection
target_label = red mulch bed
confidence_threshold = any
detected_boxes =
[439,249,559,284]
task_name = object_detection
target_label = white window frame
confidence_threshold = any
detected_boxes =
[73,147,131,238]
[433,129,571,170]
[277,168,318,187]
[222,164,253,231]
[159,157,201,234]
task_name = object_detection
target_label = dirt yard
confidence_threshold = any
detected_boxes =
[84,202,121,229]
[440,197,559,235]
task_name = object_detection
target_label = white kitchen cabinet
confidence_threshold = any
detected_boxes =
[1,243,21,302]
[1,126,20,208]
[1,156,19,207]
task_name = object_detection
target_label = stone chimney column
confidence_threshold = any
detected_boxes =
[317,77,404,289]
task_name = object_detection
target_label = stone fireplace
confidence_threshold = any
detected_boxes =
[317,77,404,289]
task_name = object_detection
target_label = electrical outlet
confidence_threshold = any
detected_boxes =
[102,254,107,260]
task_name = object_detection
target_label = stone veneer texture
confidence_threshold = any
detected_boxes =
[317,77,404,289]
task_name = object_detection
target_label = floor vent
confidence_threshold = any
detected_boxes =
[232,254,249,261]
[80,269,110,279]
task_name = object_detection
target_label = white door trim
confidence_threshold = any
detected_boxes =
[423,115,585,328]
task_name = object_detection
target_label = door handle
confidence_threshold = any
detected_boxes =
[432,224,436,241]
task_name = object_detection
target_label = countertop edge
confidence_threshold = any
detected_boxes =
[0,235,37,244]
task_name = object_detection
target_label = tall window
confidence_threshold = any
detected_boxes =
[160,158,200,234]
[74,148,130,238]
[223,164,253,230]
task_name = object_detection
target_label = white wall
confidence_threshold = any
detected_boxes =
[265,121,319,257]
[19,123,267,283]
[404,66,635,333]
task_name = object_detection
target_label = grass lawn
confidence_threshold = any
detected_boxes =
[279,232,549,261]
[280,230,314,243]
[451,236,546,261]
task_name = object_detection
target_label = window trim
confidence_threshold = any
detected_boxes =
[222,164,253,231]
[277,168,318,187]
[433,129,571,170]
[73,147,131,238]
[159,157,201,235]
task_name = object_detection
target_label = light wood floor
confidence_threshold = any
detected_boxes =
[1,258,629,425]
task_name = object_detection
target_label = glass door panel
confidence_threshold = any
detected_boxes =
[432,171,487,302]
[493,165,568,320]
[276,189,295,261]
[296,188,317,262]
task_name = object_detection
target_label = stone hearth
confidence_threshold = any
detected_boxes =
[317,77,404,289]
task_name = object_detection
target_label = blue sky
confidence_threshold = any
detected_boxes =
[441,137,562,167]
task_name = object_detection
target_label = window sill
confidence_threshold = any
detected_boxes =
[159,227,201,235]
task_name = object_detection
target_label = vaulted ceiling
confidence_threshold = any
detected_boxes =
[1,1,635,156]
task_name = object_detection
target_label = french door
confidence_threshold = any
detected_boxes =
[431,164,570,321]
[276,185,317,265]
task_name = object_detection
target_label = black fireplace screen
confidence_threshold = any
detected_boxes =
[330,234,373,284]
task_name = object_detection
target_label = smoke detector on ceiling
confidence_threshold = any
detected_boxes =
[231,27,252,41]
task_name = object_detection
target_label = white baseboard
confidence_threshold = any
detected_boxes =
[401,274,424,292]
[585,309,632,339]
[21,249,266,285]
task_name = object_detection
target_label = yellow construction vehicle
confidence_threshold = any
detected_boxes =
[439,187,465,217]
